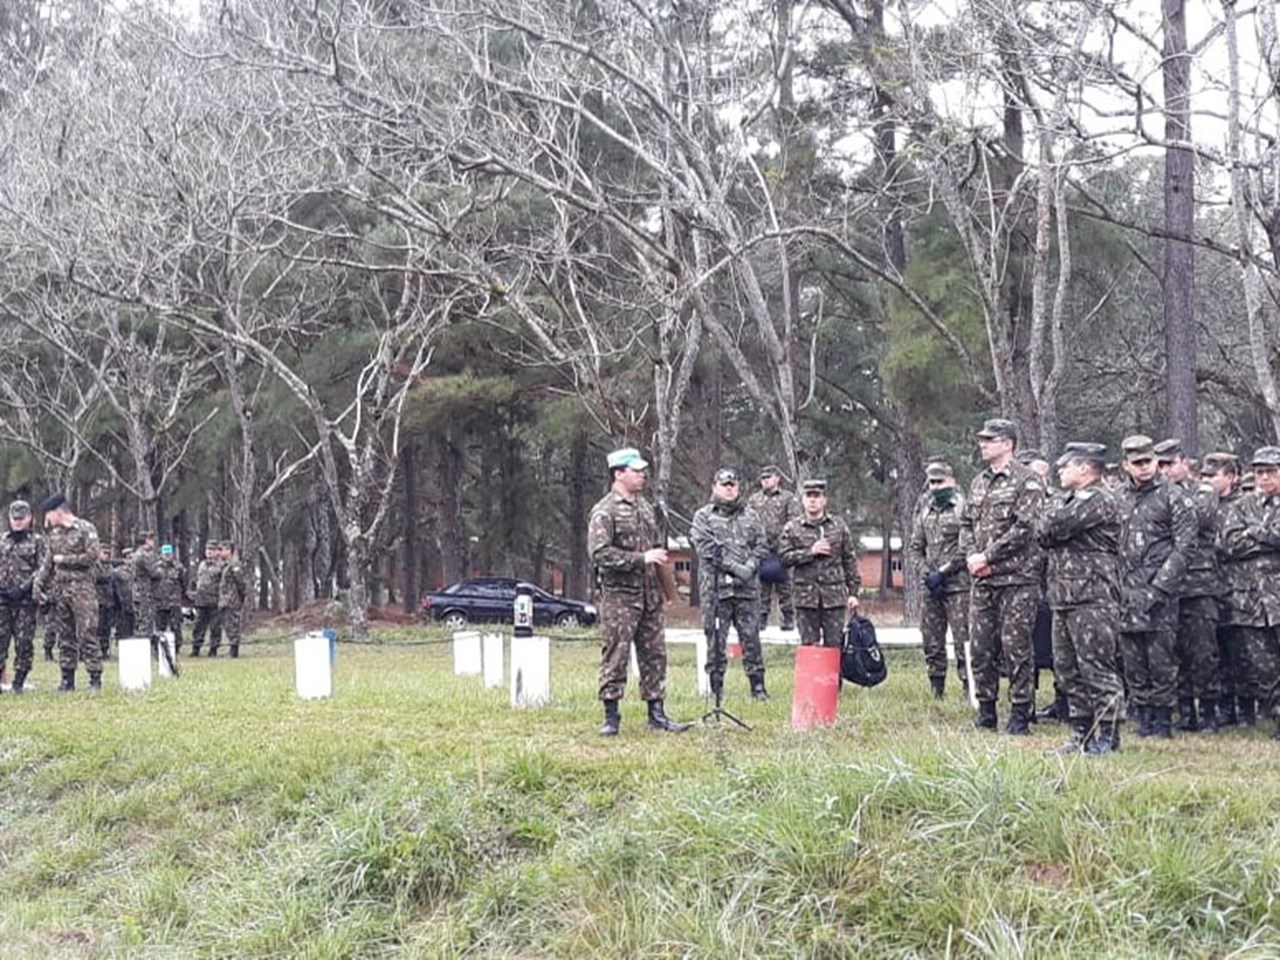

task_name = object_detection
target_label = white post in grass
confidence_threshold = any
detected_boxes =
[510,635,550,708]
[452,631,483,677]
[295,632,332,700]
[118,637,152,692]
[482,633,504,689]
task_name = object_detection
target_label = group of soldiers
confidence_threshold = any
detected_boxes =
[910,418,1280,755]
[0,492,249,693]
[588,449,860,736]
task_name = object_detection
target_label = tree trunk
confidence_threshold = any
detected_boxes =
[568,429,589,599]
[401,442,418,614]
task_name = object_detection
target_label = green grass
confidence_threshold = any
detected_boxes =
[3,631,1280,958]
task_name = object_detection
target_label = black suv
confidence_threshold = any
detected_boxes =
[420,578,599,629]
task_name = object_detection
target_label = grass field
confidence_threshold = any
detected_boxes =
[2,629,1280,958]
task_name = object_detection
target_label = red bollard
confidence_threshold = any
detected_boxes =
[791,645,841,730]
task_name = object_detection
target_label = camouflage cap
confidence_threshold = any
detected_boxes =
[801,479,827,493]
[714,468,739,485]
[1153,438,1183,464]
[1250,446,1280,467]
[8,500,30,519]
[976,418,1018,441]
[1055,442,1107,468]
[1120,435,1156,462]
[758,464,782,478]
[924,461,954,480]
[1015,448,1046,465]
[1200,452,1240,475]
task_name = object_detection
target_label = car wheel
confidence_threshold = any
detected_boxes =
[442,610,469,629]
[555,612,581,628]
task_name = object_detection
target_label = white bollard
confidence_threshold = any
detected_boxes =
[453,630,483,676]
[118,637,152,692]
[510,635,550,708]
[295,632,332,700]
[693,630,710,696]
[482,633,504,689]
[156,631,177,679]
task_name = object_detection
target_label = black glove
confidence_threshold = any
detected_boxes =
[924,570,946,595]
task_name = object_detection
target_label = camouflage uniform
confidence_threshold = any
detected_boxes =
[1117,474,1195,720]
[1218,486,1280,725]
[747,484,802,628]
[1217,483,1256,721]
[1173,478,1224,721]
[190,554,224,655]
[690,494,768,687]
[95,559,116,656]
[779,511,860,648]
[588,490,668,702]
[36,516,102,678]
[112,561,135,640]
[907,486,970,688]
[219,552,248,657]
[155,554,186,650]
[0,527,47,689]
[131,545,163,637]
[1039,479,1124,724]
[958,459,1045,711]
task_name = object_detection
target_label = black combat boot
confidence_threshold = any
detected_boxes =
[229,644,240,659]
[1197,698,1219,734]
[88,672,102,691]
[1005,701,1032,736]
[57,668,75,692]
[1085,721,1120,756]
[1218,696,1238,727]
[43,646,54,663]
[1176,697,1198,732]
[780,614,795,632]
[930,676,945,699]
[191,644,202,657]
[647,699,689,733]
[1046,719,1089,755]
[598,699,621,737]
[749,675,770,701]
[975,700,998,730]
[1041,692,1069,723]
[207,645,219,658]
[1153,706,1174,739]
[1136,705,1155,737]
[11,668,27,694]
[1239,696,1257,727]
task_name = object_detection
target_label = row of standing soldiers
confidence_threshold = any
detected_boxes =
[909,418,1280,755]
[0,491,248,692]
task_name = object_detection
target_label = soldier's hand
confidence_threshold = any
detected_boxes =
[966,553,988,576]
[810,539,832,557]
[643,548,669,565]
[846,595,860,612]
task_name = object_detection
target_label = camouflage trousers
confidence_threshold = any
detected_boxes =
[192,605,222,652]
[703,594,763,681]
[1218,624,1254,701]
[155,606,184,649]
[969,581,1038,706]
[96,604,115,656]
[1175,596,1221,701]
[0,603,37,676]
[134,599,157,638]
[795,606,845,648]
[52,580,101,674]
[920,589,968,683]
[1118,627,1177,708]
[221,605,243,648]
[598,590,666,702]
[759,570,794,626]
[1238,626,1280,720]
[1052,603,1124,722]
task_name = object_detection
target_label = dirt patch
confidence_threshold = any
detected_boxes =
[1024,862,1070,888]
[255,600,420,633]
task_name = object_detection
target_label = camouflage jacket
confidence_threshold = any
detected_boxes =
[746,488,803,551]
[131,547,162,611]
[1217,490,1280,627]
[155,557,185,608]
[220,559,248,610]
[1117,474,1196,629]
[958,460,1045,587]
[779,513,860,609]
[1217,487,1260,625]
[36,517,101,596]
[1038,482,1121,609]
[112,562,134,611]
[190,559,224,606]
[690,497,768,600]
[907,490,970,594]
[95,561,115,607]
[587,490,664,598]
[0,529,47,606]
[1176,478,1223,599]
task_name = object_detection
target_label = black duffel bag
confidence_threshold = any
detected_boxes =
[841,614,888,687]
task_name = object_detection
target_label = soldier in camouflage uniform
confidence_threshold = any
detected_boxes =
[959,418,1046,735]
[1205,453,1249,726]
[907,461,970,698]
[131,531,163,639]
[0,501,47,693]
[219,541,249,658]
[691,469,770,700]
[1039,444,1124,755]
[94,547,116,658]
[112,551,135,643]
[34,493,102,691]
[1156,439,1224,732]
[1116,436,1196,738]
[155,544,186,652]
[587,448,687,736]
[189,542,224,656]
[747,465,803,632]
[779,479,861,648]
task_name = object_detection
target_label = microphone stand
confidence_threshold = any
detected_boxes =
[700,541,750,730]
